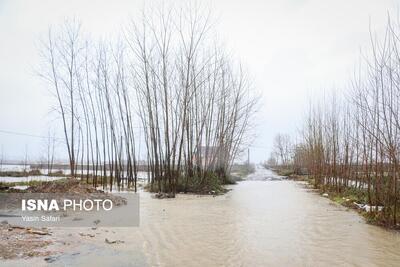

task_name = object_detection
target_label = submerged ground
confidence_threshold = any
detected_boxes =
[2,166,400,266]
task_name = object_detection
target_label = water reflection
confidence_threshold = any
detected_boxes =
[6,166,400,267]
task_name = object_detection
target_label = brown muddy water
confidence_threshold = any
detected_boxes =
[3,167,400,267]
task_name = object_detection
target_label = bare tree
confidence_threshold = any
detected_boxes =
[287,16,400,227]
[39,19,85,177]
[273,134,292,167]
[39,4,257,195]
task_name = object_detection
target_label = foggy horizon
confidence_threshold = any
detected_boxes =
[1,0,399,162]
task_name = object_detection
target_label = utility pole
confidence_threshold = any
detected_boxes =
[247,148,250,167]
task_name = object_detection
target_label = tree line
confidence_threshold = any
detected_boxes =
[39,4,256,194]
[269,17,400,227]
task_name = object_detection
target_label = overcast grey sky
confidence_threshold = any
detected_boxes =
[0,0,398,162]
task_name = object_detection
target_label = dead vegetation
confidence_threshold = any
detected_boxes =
[268,16,400,229]
[0,179,127,210]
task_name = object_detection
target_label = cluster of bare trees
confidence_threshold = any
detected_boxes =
[40,5,256,193]
[126,6,256,194]
[289,18,400,226]
[40,20,139,191]
[268,134,292,167]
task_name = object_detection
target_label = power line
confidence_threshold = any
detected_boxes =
[0,129,64,141]
[0,129,272,149]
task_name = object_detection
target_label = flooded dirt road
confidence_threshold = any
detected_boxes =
[4,166,400,266]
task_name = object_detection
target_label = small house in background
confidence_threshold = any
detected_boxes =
[194,146,228,169]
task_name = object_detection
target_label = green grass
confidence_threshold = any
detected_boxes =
[332,196,346,205]
[276,169,296,176]
[145,171,230,195]
[292,175,400,230]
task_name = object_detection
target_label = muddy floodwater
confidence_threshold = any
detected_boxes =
[4,167,400,267]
